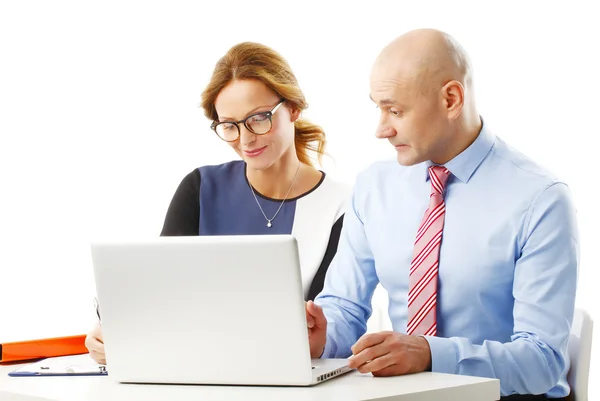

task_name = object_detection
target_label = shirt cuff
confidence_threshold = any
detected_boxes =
[423,335,458,374]
[320,333,337,358]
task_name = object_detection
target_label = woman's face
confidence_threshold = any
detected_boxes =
[213,79,299,171]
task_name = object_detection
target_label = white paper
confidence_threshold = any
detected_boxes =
[11,354,106,375]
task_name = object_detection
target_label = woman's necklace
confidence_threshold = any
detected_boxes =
[248,163,301,228]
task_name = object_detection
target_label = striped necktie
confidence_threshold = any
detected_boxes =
[407,165,450,336]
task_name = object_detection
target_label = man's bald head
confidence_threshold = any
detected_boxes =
[370,29,481,167]
[373,29,473,94]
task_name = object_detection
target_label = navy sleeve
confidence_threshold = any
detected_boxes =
[306,215,344,301]
[160,169,201,236]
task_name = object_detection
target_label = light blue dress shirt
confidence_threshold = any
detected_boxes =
[315,123,579,398]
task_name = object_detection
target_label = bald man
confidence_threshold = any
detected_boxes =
[306,29,577,400]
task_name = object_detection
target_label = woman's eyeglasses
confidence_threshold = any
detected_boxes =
[210,99,285,142]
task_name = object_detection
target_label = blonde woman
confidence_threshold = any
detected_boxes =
[85,42,350,364]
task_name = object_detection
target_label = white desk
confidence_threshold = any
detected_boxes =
[0,362,500,401]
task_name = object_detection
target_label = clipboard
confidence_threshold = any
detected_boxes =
[8,354,107,377]
[0,334,88,363]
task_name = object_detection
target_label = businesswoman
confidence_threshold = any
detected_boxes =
[85,42,350,364]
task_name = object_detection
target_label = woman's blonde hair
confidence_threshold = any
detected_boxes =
[201,42,326,166]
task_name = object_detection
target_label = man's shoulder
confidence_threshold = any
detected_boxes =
[489,138,562,187]
[356,159,403,182]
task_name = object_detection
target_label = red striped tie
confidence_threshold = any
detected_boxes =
[407,165,450,337]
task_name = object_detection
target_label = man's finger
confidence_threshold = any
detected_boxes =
[348,340,390,369]
[351,332,388,355]
[305,302,316,328]
[372,363,403,377]
[306,301,327,328]
[357,352,396,374]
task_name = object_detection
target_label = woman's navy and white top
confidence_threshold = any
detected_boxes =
[160,160,350,301]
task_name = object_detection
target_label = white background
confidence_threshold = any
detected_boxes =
[0,0,598,397]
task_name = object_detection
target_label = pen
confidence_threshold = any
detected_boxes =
[93,297,102,325]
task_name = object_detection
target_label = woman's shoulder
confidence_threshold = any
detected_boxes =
[318,174,352,197]
[196,160,244,177]
[323,173,351,189]
[300,173,351,213]
[176,160,244,190]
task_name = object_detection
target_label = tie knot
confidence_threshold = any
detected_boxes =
[428,165,450,195]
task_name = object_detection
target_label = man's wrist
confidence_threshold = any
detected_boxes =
[422,335,459,374]
[419,336,432,372]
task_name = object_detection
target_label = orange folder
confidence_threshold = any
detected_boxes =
[0,334,88,363]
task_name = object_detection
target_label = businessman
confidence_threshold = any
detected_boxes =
[306,29,578,401]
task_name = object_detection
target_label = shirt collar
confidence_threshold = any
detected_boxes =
[420,118,495,184]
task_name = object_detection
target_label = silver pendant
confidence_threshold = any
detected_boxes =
[267,221,272,228]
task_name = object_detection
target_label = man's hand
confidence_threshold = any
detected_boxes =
[305,300,327,358]
[84,322,106,364]
[348,331,431,376]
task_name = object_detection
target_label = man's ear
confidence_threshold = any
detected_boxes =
[442,80,464,120]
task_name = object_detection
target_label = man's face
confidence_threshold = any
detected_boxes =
[369,62,449,166]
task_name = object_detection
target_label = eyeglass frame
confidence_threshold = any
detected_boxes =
[210,98,286,142]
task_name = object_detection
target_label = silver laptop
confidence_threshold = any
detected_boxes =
[90,235,350,386]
